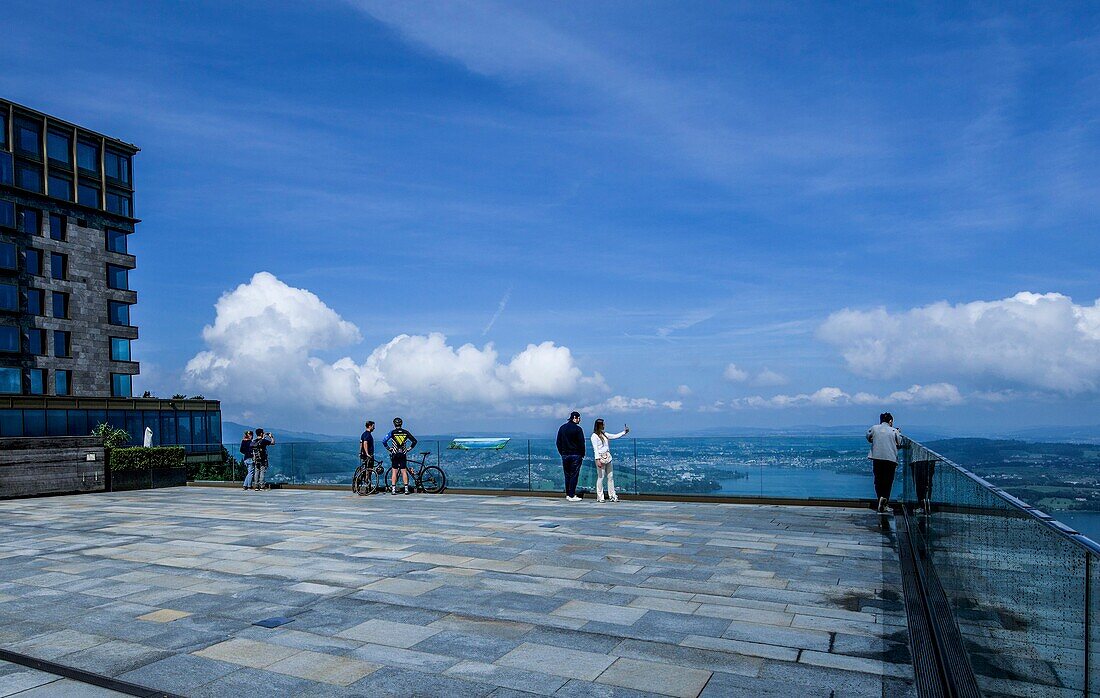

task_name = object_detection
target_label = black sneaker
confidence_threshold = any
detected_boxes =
[390,487,397,495]
[403,486,410,495]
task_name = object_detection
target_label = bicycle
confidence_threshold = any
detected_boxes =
[352,456,387,496]
[384,451,447,494]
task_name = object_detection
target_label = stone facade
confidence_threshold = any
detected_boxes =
[27,213,139,395]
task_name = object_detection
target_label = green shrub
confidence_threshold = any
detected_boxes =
[110,446,186,472]
[92,422,131,449]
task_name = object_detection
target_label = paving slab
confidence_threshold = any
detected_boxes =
[596,657,711,698]
[497,642,616,681]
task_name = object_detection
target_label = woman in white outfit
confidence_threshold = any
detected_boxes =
[591,419,629,503]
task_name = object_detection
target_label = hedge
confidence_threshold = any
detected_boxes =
[109,446,186,472]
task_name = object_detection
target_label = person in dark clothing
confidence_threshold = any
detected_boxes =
[239,430,254,490]
[360,420,375,462]
[383,417,418,495]
[556,411,586,501]
[251,428,275,490]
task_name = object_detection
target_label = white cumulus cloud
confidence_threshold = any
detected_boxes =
[819,292,1100,394]
[732,383,965,409]
[723,363,748,382]
[753,368,788,387]
[185,273,609,414]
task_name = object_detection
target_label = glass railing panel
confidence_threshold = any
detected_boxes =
[632,436,871,499]
[436,438,529,490]
[906,446,1088,696]
[529,438,565,493]
[1090,553,1099,695]
[265,442,359,485]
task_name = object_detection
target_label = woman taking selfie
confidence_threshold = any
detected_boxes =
[590,419,629,503]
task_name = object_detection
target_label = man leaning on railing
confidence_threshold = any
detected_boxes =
[867,412,903,513]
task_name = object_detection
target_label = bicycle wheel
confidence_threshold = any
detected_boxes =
[419,465,446,494]
[352,465,366,495]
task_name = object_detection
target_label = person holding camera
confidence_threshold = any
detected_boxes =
[250,428,275,490]
[590,419,629,503]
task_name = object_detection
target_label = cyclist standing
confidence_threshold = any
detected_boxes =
[383,417,418,495]
[360,420,376,464]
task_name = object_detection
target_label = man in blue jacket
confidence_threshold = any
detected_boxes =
[556,411,586,502]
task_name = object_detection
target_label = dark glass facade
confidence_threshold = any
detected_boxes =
[0,403,223,455]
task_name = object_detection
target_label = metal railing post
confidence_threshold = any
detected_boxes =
[633,438,638,495]
[1087,551,1092,697]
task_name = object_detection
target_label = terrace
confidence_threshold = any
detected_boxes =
[1,438,1096,697]
[0,487,912,697]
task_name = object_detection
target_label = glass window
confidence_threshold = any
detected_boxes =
[14,117,41,157]
[110,337,131,361]
[0,200,14,228]
[18,207,40,235]
[27,368,45,395]
[0,152,12,186]
[0,409,21,436]
[0,325,17,352]
[49,214,65,240]
[26,289,44,315]
[67,409,87,436]
[125,411,142,439]
[160,412,176,444]
[49,174,73,201]
[78,183,100,208]
[210,412,222,444]
[86,409,105,432]
[0,368,20,394]
[23,409,45,435]
[0,242,15,270]
[76,140,99,172]
[107,264,128,290]
[194,411,208,446]
[50,253,66,280]
[24,248,42,275]
[54,330,70,357]
[0,282,17,311]
[15,160,43,192]
[105,150,130,185]
[111,373,132,397]
[55,371,72,397]
[47,130,72,166]
[52,291,68,318]
[177,412,192,445]
[106,228,128,253]
[108,301,130,325]
[47,409,66,435]
[106,190,132,217]
[27,329,45,355]
[0,112,6,149]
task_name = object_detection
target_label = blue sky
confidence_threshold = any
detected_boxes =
[4,1,1099,434]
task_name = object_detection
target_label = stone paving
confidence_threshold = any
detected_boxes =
[0,488,917,697]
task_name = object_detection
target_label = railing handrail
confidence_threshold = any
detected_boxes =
[904,437,1100,557]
